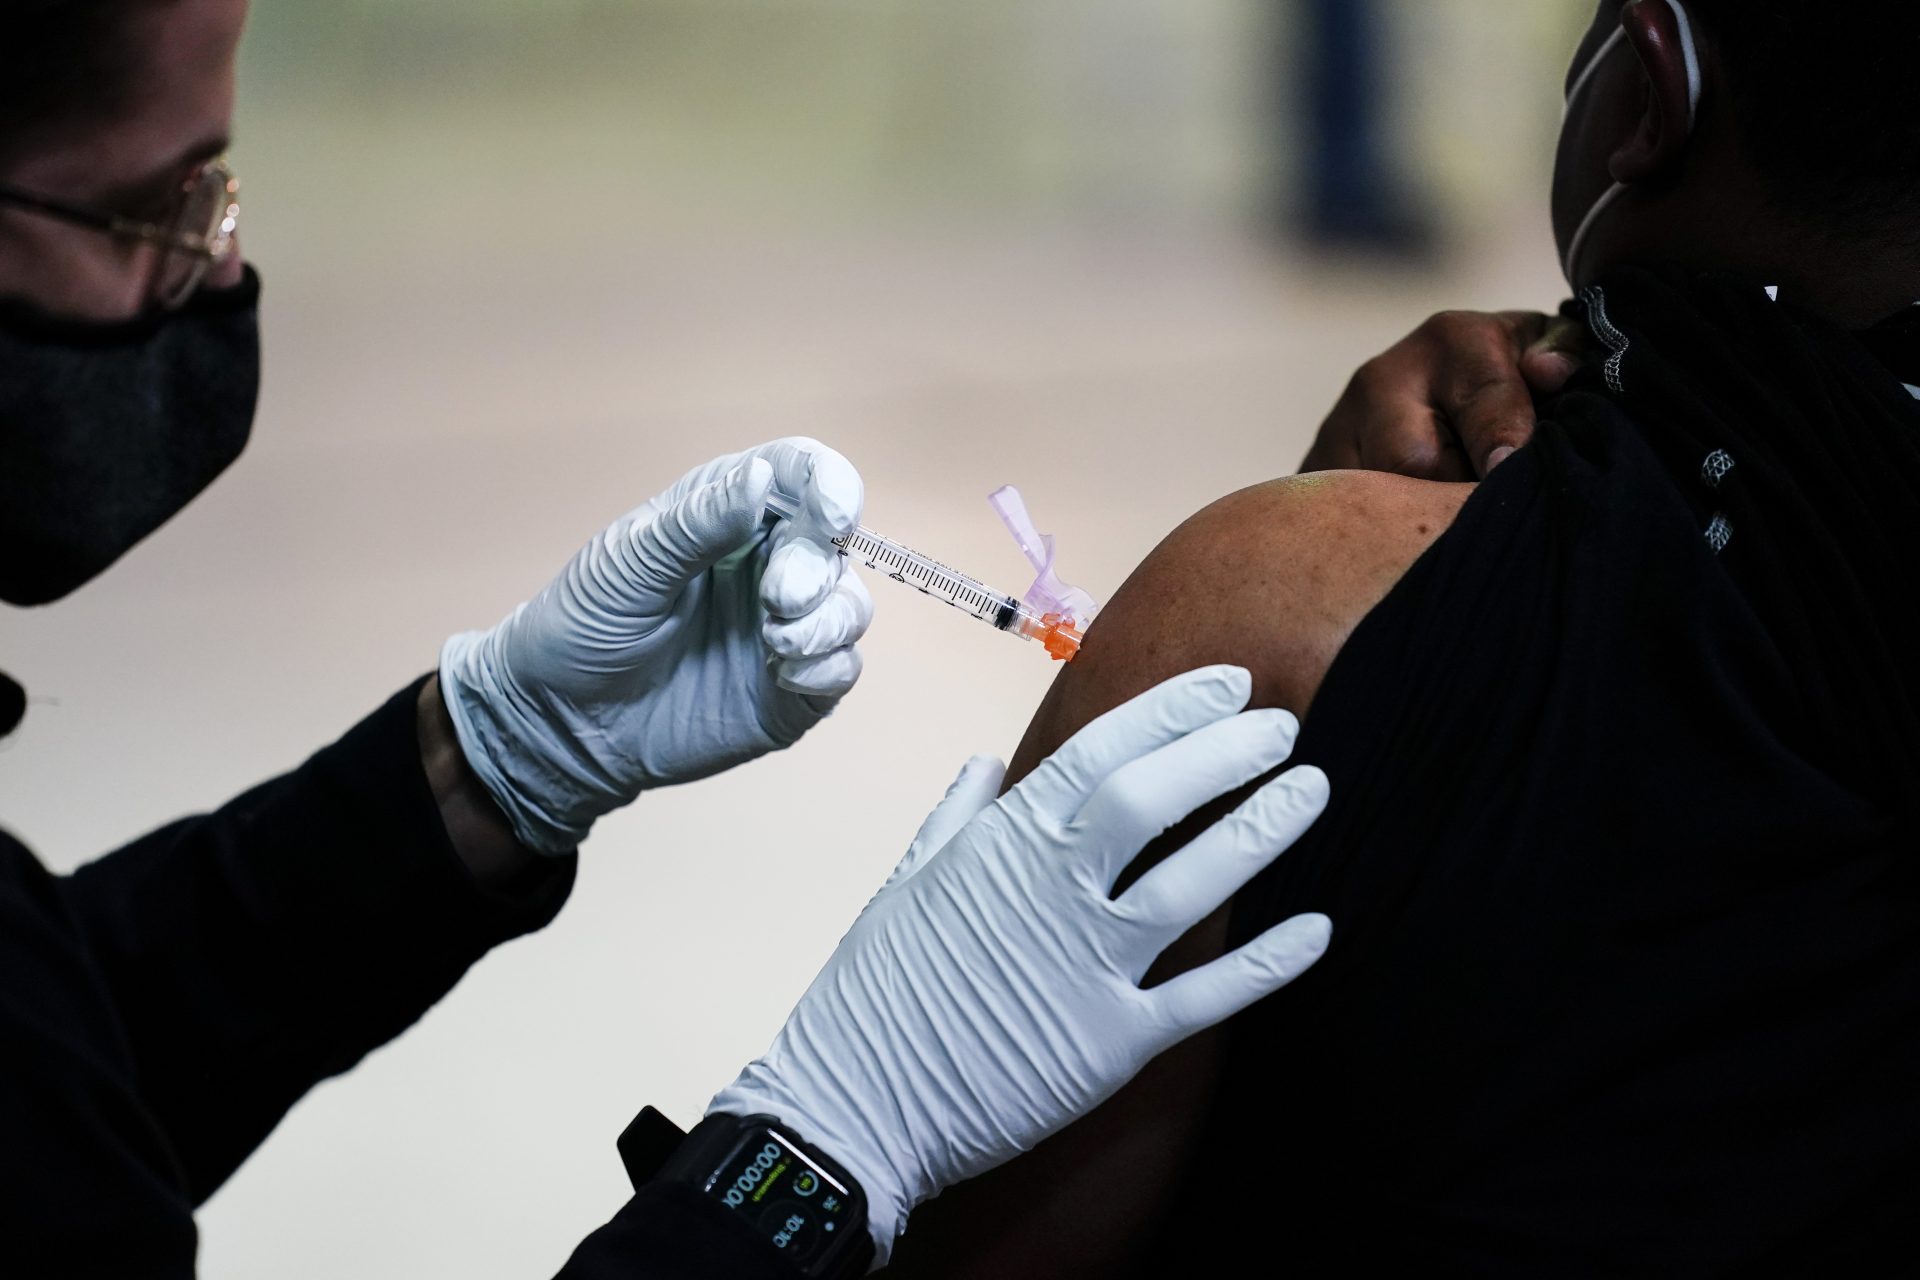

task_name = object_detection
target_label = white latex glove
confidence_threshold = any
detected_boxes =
[439,438,873,853]
[708,665,1332,1265]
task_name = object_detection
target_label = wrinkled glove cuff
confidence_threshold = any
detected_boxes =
[439,629,593,855]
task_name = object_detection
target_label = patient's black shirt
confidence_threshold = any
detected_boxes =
[1173,269,1920,1274]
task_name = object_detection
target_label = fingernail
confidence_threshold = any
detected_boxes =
[965,754,1003,782]
[1485,445,1516,472]
[1537,352,1578,384]
[737,456,773,498]
[1286,764,1330,805]
[1212,665,1254,699]
[810,451,863,534]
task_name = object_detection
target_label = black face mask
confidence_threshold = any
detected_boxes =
[0,267,261,606]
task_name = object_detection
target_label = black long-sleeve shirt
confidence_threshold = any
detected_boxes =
[1,677,798,1279]
[1140,271,1920,1273]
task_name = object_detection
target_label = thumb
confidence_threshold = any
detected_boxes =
[1449,311,1552,480]
[883,755,1006,890]
[624,456,775,602]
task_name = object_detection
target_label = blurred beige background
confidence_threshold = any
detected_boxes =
[3,2,1582,1276]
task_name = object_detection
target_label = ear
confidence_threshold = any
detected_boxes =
[1609,0,1700,185]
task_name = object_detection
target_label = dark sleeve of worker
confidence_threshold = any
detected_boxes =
[56,675,577,1205]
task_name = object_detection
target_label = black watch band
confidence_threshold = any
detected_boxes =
[618,1107,875,1279]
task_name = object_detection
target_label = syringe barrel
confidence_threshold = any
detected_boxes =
[764,488,1083,660]
[837,526,1019,628]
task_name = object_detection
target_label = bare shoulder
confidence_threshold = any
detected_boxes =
[1008,471,1472,780]
[883,471,1473,1280]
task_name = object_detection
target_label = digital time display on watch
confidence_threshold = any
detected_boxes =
[705,1128,857,1268]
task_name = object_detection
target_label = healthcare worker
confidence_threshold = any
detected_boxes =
[0,2,1338,1275]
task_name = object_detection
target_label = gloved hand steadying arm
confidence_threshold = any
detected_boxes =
[708,665,1332,1266]
[439,438,873,854]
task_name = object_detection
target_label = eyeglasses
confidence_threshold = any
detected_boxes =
[0,156,240,310]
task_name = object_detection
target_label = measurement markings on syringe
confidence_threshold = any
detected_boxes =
[836,530,1016,624]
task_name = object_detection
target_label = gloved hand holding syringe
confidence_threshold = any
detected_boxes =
[764,482,1098,662]
[441,437,1097,856]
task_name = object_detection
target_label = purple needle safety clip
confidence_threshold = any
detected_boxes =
[989,485,1100,631]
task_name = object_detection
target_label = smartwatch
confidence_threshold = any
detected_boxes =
[619,1107,875,1279]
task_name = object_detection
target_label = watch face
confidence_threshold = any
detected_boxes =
[707,1128,858,1269]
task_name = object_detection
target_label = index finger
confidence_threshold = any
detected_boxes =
[1071,708,1300,890]
[1016,665,1254,813]
[749,437,864,537]
[753,438,863,617]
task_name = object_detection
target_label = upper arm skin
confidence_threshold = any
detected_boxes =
[880,471,1470,1279]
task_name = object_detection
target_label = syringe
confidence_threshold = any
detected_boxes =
[765,489,1085,661]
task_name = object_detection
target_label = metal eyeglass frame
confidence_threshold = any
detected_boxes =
[0,157,241,308]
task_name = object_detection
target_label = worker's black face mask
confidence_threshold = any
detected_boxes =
[0,267,260,606]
